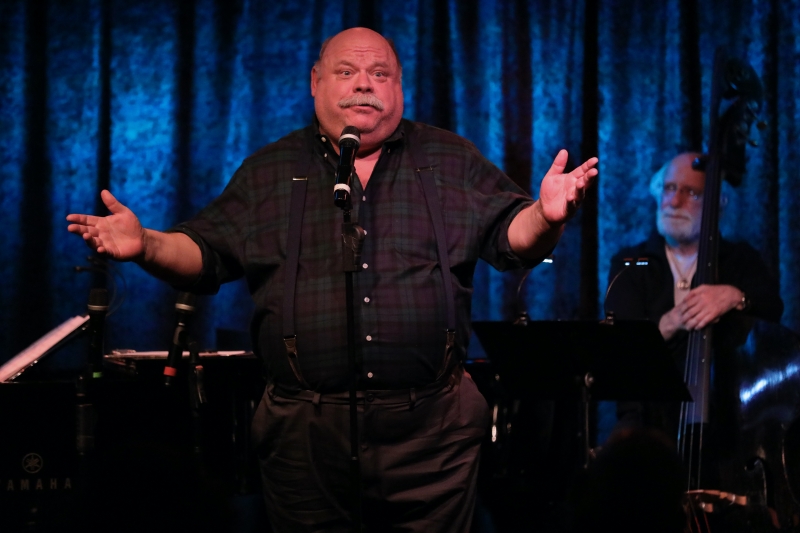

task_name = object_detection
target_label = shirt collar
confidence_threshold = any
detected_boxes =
[311,116,406,148]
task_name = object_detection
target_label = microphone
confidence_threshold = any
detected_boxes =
[87,288,109,379]
[333,126,361,209]
[163,292,197,386]
[76,288,108,455]
[603,257,649,324]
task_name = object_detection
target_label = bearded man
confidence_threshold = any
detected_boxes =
[67,27,597,532]
[605,152,783,434]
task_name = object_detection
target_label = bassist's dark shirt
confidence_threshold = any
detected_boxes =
[605,232,784,437]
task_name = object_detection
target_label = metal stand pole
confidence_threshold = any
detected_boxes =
[341,203,366,532]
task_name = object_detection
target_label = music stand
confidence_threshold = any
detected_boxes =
[472,319,690,468]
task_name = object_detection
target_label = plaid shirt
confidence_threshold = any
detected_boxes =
[174,119,535,391]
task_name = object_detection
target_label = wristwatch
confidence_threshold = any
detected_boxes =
[736,291,750,312]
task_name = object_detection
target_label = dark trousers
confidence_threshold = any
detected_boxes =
[251,368,490,532]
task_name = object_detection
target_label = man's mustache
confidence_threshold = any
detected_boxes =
[338,94,385,111]
[661,208,692,221]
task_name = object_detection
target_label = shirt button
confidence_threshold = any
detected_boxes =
[324,153,327,158]
[320,136,327,142]
[367,372,374,378]
[362,263,368,269]
[364,297,370,303]
[365,335,373,341]
[362,195,366,201]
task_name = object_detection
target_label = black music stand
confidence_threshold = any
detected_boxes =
[472,319,690,468]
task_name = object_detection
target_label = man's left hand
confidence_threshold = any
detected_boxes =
[538,149,599,225]
[679,284,746,330]
[507,150,598,260]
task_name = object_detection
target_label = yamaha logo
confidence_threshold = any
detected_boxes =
[21,453,43,474]
[2,452,72,492]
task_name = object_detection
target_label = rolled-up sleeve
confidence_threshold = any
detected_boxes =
[169,167,252,294]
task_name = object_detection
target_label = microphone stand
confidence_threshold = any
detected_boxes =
[76,288,108,454]
[186,340,207,461]
[339,189,367,532]
[76,288,108,523]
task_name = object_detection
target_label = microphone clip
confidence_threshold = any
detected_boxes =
[342,222,367,272]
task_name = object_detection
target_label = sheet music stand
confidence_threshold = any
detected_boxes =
[472,319,690,468]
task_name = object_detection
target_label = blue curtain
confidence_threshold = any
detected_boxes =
[1,0,799,369]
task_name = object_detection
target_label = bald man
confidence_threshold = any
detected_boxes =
[67,28,598,531]
[605,153,783,435]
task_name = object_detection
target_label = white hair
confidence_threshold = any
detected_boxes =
[648,159,671,202]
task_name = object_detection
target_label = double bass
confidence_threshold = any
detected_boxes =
[680,48,799,531]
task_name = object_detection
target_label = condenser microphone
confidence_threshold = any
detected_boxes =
[87,288,109,379]
[333,126,361,209]
[163,292,197,386]
[76,287,108,454]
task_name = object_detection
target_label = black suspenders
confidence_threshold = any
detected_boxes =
[282,128,458,388]
[406,134,458,380]
[281,137,312,389]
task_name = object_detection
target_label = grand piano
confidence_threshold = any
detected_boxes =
[0,307,266,532]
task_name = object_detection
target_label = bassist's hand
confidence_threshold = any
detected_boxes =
[658,284,745,339]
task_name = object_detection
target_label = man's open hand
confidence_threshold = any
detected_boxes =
[66,190,146,261]
[538,149,599,225]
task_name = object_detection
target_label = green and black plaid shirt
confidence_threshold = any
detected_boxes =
[175,118,535,391]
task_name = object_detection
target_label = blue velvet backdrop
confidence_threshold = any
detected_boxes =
[1,0,799,371]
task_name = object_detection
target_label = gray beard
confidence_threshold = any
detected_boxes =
[656,213,699,245]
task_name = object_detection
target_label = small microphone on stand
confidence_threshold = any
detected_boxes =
[163,292,197,386]
[334,126,361,209]
[603,257,649,324]
[512,255,555,326]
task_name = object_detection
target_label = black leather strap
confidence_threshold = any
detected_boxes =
[406,130,457,333]
[282,134,313,388]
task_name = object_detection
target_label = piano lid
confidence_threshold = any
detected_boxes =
[0,315,89,382]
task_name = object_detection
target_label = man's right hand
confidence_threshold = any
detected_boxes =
[66,190,203,285]
[66,190,146,261]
